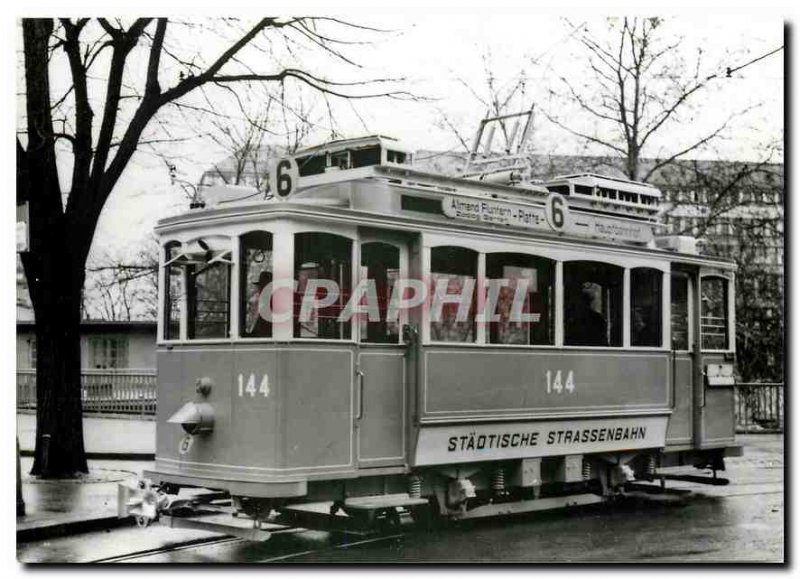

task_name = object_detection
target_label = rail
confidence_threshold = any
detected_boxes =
[17,369,157,416]
[735,382,784,433]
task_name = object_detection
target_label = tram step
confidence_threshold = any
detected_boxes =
[343,493,430,511]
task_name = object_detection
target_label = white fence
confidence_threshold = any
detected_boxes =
[17,369,157,416]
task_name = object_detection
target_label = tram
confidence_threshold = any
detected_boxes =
[120,134,740,538]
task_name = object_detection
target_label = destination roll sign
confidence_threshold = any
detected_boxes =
[441,193,653,243]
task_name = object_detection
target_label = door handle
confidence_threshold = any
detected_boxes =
[356,369,365,420]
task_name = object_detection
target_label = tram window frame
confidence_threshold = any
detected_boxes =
[485,252,555,346]
[186,244,233,340]
[429,246,478,344]
[700,275,730,351]
[163,241,183,341]
[239,231,274,339]
[294,232,353,340]
[630,267,663,348]
[670,273,691,351]
[563,261,624,347]
[360,242,401,344]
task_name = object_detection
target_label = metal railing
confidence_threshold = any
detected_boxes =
[735,382,784,433]
[17,369,157,416]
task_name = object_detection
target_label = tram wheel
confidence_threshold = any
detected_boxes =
[409,497,441,530]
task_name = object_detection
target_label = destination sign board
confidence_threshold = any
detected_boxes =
[441,194,653,243]
[414,415,668,466]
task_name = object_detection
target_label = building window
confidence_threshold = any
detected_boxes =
[360,242,400,344]
[294,232,352,340]
[563,261,623,347]
[164,241,182,340]
[486,253,554,345]
[671,274,690,350]
[631,268,662,347]
[90,336,129,369]
[430,246,477,343]
[240,231,273,338]
[701,276,729,350]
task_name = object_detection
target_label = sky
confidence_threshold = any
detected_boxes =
[14,14,786,264]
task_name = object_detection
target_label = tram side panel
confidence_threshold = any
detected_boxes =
[413,347,670,467]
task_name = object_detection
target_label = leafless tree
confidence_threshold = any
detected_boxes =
[539,17,768,182]
[200,91,320,192]
[83,238,160,322]
[18,17,410,477]
[434,51,531,158]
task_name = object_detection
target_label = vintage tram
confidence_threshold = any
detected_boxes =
[120,135,740,538]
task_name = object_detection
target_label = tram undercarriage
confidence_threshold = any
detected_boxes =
[120,445,741,540]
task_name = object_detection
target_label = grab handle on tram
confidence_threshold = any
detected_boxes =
[670,349,677,410]
[356,369,365,420]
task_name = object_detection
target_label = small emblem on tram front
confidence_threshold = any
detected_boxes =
[178,434,194,455]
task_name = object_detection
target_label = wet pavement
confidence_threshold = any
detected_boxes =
[18,457,154,523]
[17,434,783,563]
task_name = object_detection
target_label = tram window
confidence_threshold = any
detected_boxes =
[360,242,400,343]
[630,268,662,347]
[430,246,477,343]
[401,195,444,216]
[351,146,381,168]
[240,231,273,338]
[296,155,327,177]
[701,276,729,350]
[187,261,231,339]
[164,242,182,340]
[486,253,554,345]
[294,232,352,340]
[563,261,623,347]
[671,275,690,350]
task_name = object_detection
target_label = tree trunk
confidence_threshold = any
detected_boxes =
[26,248,88,477]
[21,18,90,478]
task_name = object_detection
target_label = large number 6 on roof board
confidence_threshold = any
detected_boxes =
[546,192,570,233]
[269,157,299,200]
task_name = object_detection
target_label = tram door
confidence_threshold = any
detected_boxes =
[666,270,695,447]
[355,232,412,468]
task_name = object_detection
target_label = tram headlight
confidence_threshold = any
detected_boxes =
[167,401,215,435]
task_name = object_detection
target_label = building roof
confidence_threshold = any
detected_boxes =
[16,319,157,331]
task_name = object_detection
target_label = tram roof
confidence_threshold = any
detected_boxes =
[156,164,736,271]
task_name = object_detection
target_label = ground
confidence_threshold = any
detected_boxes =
[17,434,783,563]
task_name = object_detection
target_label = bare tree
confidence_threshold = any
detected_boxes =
[18,17,410,477]
[539,17,770,182]
[83,238,160,322]
[201,92,320,192]
[434,51,531,158]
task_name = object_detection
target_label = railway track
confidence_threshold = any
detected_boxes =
[89,527,405,563]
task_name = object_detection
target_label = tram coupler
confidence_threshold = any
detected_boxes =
[117,478,169,526]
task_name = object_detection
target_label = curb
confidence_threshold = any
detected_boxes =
[18,450,155,461]
[17,515,135,543]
